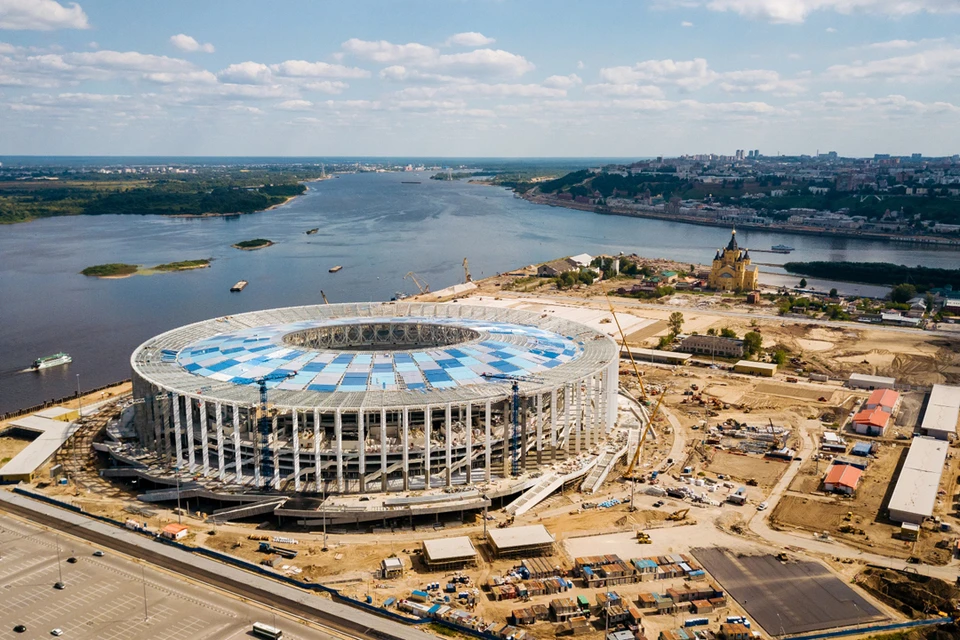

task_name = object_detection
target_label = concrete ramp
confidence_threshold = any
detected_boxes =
[505,456,599,516]
[208,497,287,523]
[581,444,628,494]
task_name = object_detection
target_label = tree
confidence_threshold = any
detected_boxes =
[743,331,763,358]
[924,292,936,313]
[658,334,673,349]
[890,283,917,304]
[772,350,788,366]
[668,311,684,335]
[578,269,596,286]
[706,328,717,336]
[829,288,838,298]
[720,327,737,339]
[799,278,807,288]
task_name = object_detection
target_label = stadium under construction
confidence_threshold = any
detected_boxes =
[108,302,620,523]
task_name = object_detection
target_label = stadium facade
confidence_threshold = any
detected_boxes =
[129,302,619,495]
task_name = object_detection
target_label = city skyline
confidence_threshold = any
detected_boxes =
[1,0,960,156]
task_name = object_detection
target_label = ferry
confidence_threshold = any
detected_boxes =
[231,280,248,292]
[771,244,795,253]
[328,265,343,273]
[33,353,72,370]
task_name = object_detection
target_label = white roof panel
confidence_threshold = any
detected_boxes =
[422,536,476,562]
[488,524,555,550]
[888,437,948,519]
[922,385,960,436]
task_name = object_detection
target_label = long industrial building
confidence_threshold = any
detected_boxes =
[124,302,619,499]
[887,437,948,524]
[921,384,960,441]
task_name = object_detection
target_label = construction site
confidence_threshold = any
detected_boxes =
[4,253,960,640]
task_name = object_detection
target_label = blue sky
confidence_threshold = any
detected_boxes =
[1,0,959,156]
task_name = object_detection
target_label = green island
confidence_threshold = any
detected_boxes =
[232,238,274,250]
[81,258,212,278]
[0,166,324,225]
[430,171,475,181]
[783,261,960,291]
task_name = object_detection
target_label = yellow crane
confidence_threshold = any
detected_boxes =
[599,277,647,402]
[623,387,667,479]
[404,271,430,294]
[462,258,472,283]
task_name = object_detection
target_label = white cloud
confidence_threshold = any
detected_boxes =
[445,32,495,47]
[305,80,348,94]
[825,27,837,32]
[659,0,960,24]
[64,50,194,73]
[277,99,313,111]
[217,61,272,84]
[860,38,944,50]
[600,58,717,91]
[825,46,960,81]
[681,20,694,26]
[718,69,806,95]
[170,34,215,54]
[143,70,217,85]
[577,61,585,70]
[0,0,89,30]
[788,53,802,59]
[270,59,369,79]
[585,83,666,98]
[343,38,533,77]
[452,82,564,98]
[543,73,582,89]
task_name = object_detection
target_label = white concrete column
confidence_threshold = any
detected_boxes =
[575,382,583,454]
[313,409,320,493]
[335,409,344,492]
[465,403,472,485]
[424,406,431,490]
[536,393,543,463]
[215,402,225,482]
[606,359,619,429]
[358,410,365,480]
[292,410,301,492]
[271,415,280,490]
[445,404,453,487]
[380,407,388,492]
[563,383,574,450]
[172,394,184,466]
[550,389,558,460]
[253,409,262,488]
[593,375,602,440]
[199,400,210,475]
[402,407,410,491]
[159,395,170,462]
[152,396,162,455]
[232,404,242,484]
[484,401,492,483]
[585,378,594,447]
[185,398,195,472]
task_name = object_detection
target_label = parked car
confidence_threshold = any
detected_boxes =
[757,502,768,511]
[92,550,104,557]
[51,629,63,636]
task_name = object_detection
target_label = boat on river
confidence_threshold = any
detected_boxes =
[329,265,343,273]
[33,353,72,370]
[771,244,795,253]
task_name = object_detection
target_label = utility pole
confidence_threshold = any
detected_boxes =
[76,374,82,419]
[175,466,182,525]
[141,564,149,621]
[55,533,64,587]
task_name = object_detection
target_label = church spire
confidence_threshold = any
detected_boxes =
[725,228,739,252]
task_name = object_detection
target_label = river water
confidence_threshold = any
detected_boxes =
[2,171,957,413]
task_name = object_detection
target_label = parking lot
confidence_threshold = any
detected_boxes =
[0,515,334,640]
[693,547,885,635]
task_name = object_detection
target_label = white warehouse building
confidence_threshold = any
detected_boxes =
[921,384,960,441]
[887,437,948,524]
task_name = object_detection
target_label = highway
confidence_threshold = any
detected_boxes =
[0,490,429,640]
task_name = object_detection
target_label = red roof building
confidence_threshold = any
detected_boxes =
[824,464,862,494]
[853,406,891,436]
[866,389,900,412]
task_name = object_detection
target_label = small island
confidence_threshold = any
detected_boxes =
[232,238,274,251]
[82,258,212,278]
[306,228,319,235]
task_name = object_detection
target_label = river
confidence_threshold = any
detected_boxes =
[2,171,958,413]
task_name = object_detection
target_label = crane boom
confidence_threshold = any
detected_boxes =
[599,276,647,402]
[404,271,430,294]
[624,388,667,478]
[462,258,472,283]
[320,290,329,304]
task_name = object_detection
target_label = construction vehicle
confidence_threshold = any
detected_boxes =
[498,515,515,528]
[623,389,667,480]
[404,271,430,294]
[746,478,759,486]
[667,508,689,521]
[776,552,789,562]
[462,258,472,283]
[636,532,652,544]
[481,372,542,476]
[258,541,298,558]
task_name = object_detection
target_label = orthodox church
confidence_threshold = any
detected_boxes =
[707,229,759,291]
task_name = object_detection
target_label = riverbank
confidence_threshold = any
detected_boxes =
[521,192,960,249]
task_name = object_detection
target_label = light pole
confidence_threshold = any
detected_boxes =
[321,469,328,552]
[141,564,149,621]
[76,374,82,419]
[55,533,64,587]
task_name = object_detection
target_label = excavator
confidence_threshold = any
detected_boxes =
[636,531,652,544]
[667,508,689,521]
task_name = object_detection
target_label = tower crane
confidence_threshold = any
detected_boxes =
[462,258,472,283]
[623,387,668,479]
[404,271,430,294]
[481,372,543,477]
[253,371,295,487]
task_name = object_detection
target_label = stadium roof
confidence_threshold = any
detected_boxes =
[132,302,617,411]
[422,537,476,562]
[487,524,555,550]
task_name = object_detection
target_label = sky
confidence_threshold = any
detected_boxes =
[1,0,960,157]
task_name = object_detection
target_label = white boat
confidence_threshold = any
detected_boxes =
[33,352,72,370]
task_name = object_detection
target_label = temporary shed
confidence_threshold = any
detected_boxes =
[161,523,189,540]
[852,407,891,436]
[422,537,477,570]
[851,442,875,457]
[620,347,692,365]
[488,525,555,558]
[888,437,948,524]
[921,384,960,441]
[381,556,404,578]
[824,464,862,494]
[847,373,896,390]
[733,361,777,377]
